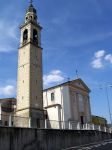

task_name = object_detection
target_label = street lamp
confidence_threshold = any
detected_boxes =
[100,84,112,125]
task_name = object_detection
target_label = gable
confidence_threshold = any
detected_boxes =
[70,78,90,92]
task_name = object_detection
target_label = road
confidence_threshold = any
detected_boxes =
[62,139,112,150]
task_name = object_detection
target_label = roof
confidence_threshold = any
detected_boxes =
[92,115,107,120]
[43,78,91,92]
[0,98,16,105]
[26,4,36,14]
[44,104,61,109]
[0,98,16,113]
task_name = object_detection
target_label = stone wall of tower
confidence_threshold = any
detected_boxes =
[30,44,43,109]
[16,43,43,112]
[16,44,30,112]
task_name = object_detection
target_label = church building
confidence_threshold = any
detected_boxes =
[43,78,92,129]
[0,1,93,129]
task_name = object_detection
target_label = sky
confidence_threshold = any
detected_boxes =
[0,0,112,123]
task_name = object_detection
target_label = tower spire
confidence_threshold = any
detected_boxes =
[25,0,37,23]
[30,0,33,5]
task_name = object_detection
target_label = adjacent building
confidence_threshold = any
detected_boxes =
[0,98,16,126]
[92,115,107,127]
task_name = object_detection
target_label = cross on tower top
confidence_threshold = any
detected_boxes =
[30,0,33,5]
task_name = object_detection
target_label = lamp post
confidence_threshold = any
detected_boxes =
[100,84,112,125]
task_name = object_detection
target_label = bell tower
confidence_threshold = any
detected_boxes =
[15,1,44,127]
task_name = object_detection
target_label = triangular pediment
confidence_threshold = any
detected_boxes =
[70,78,90,92]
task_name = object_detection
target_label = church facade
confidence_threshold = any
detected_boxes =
[43,78,92,129]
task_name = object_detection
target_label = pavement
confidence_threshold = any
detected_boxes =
[62,139,112,150]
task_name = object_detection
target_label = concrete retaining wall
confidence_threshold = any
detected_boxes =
[0,127,111,150]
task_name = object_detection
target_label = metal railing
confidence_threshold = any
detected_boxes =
[0,114,111,133]
[44,119,111,133]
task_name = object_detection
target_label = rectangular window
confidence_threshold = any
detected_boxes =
[51,92,55,101]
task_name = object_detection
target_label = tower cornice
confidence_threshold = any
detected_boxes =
[20,21,42,30]
[19,41,43,50]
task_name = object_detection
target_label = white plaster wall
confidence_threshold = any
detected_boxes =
[47,106,61,129]
[43,86,63,107]
[43,85,71,122]
[47,106,59,121]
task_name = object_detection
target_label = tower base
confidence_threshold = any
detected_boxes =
[14,108,45,128]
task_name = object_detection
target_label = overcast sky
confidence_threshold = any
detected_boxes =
[0,0,112,123]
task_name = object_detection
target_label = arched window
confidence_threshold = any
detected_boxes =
[23,29,28,43]
[33,29,38,44]
[30,16,32,19]
[34,16,37,21]
[26,17,28,21]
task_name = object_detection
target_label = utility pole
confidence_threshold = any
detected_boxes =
[100,84,112,125]
[105,86,112,125]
